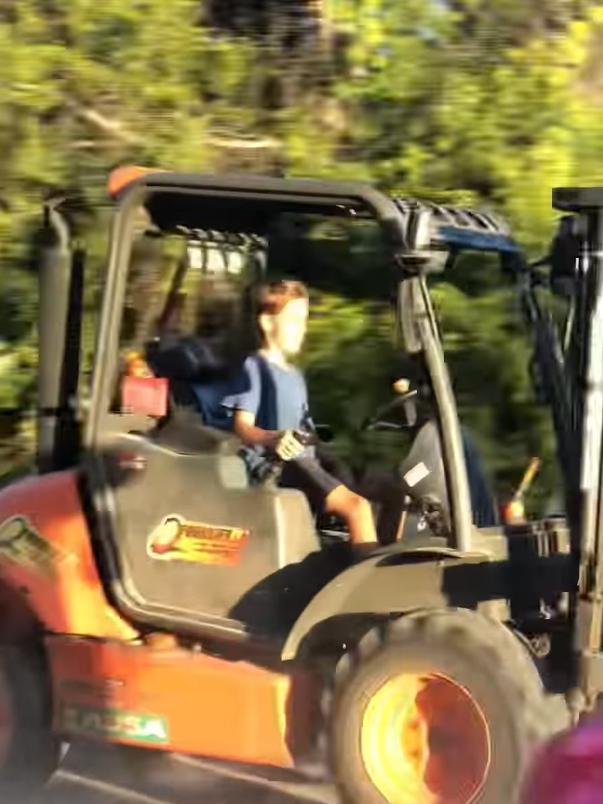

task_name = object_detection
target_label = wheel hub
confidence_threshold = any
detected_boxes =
[360,672,491,804]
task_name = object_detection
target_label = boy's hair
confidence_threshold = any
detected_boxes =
[255,279,308,316]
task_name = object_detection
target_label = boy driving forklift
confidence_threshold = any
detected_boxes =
[223,278,377,546]
[0,168,577,804]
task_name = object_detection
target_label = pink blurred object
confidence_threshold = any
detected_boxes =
[121,375,168,418]
[522,716,603,804]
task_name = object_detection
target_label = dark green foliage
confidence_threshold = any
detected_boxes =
[0,0,598,508]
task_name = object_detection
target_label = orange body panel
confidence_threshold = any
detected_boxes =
[1,472,318,766]
[0,471,137,640]
[47,635,317,768]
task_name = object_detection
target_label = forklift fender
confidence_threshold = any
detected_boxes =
[282,547,504,661]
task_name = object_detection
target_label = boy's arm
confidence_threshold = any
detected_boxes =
[233,410,306,461]
[232,409,280,449]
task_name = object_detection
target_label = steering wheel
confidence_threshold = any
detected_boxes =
[363,388,419,432]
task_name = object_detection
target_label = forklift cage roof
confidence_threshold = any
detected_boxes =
[108,167,523,262]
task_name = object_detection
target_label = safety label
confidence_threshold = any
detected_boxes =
[0,515,67,575]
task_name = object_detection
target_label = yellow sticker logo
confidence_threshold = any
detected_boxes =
[147,515,248,567]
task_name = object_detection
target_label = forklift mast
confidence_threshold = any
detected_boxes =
[526,188,603,700]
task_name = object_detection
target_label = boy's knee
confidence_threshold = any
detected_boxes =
[325,485,372,519]
[343,490,371,518]
[356,492,372,512]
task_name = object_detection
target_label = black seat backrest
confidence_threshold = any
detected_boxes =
[146,334,244,429]
[146,335,231,383]
[399,420,498,529]
[399,420,450,518]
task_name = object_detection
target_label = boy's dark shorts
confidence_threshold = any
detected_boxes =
[279,456,342,513]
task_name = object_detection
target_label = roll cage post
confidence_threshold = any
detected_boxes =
[399,274,473,552]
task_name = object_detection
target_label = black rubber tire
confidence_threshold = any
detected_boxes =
[0,643,59,800]
[330,609,569,804]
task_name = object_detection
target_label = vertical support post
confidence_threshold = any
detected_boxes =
[403,277,473,552]
[578,208,603,663]
[37,204,75,472]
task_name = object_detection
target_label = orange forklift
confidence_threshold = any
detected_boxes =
[0,168,577,803]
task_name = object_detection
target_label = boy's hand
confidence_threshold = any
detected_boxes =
[275,429,306,461]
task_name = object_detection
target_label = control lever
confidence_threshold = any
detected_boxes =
[259,429,318,485]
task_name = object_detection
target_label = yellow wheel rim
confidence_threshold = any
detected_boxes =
[360,672,491,804]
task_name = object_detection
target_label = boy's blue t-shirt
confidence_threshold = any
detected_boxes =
[221,355,315,472]
[222,355,313,432]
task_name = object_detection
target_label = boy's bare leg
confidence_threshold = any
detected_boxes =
[324,485,377,544]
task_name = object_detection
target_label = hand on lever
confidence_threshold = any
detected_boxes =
[275,429,306,461]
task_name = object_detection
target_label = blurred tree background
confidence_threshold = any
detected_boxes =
[0,0,601,510]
